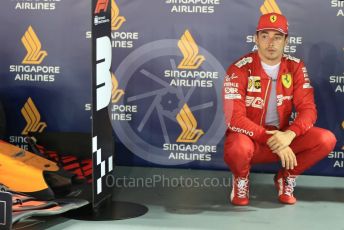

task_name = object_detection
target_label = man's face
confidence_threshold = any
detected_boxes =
[255,30,288,65]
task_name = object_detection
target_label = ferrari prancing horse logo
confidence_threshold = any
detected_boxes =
[270,15,277,23]
[282,73,292,88]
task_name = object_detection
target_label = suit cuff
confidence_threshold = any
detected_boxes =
[287,125,301,137]
[256,129,271,144]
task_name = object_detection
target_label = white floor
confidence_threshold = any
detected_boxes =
[13,166,344,230]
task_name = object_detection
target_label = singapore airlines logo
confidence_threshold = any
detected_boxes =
[111,0,126,31]
[21,26,47,65]
[176,104,204,143]
[260,0,282,14]
[177,30,205,70]
[111,73,124,103]
[21,97,47,135]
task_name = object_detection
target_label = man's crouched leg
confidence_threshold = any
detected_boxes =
[224,132,255,206]
[275,127,337,204]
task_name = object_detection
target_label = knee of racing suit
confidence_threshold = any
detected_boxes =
[224,132,255,177]
[315,129,337,157]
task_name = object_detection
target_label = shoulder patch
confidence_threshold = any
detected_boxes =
[283,54,300,63]
[235,57,253,68]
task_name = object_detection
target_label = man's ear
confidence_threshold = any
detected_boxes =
[284,35,289,47]
[254,33,258,46]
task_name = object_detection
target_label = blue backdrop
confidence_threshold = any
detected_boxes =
[0,0,343,176]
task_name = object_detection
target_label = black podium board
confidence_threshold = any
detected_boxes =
[91,0,114,208]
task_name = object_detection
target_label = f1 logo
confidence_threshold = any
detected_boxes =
[95,0,109,14]
[96,36,112,111]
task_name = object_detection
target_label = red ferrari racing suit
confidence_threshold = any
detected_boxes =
[223,52,336,177]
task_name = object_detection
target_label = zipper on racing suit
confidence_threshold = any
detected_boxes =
[260,78,271,126]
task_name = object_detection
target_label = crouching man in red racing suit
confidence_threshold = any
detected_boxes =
[223,13,336,206]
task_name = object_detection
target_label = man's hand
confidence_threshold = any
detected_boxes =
[266,130,296,152]
[274,146,298,170]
